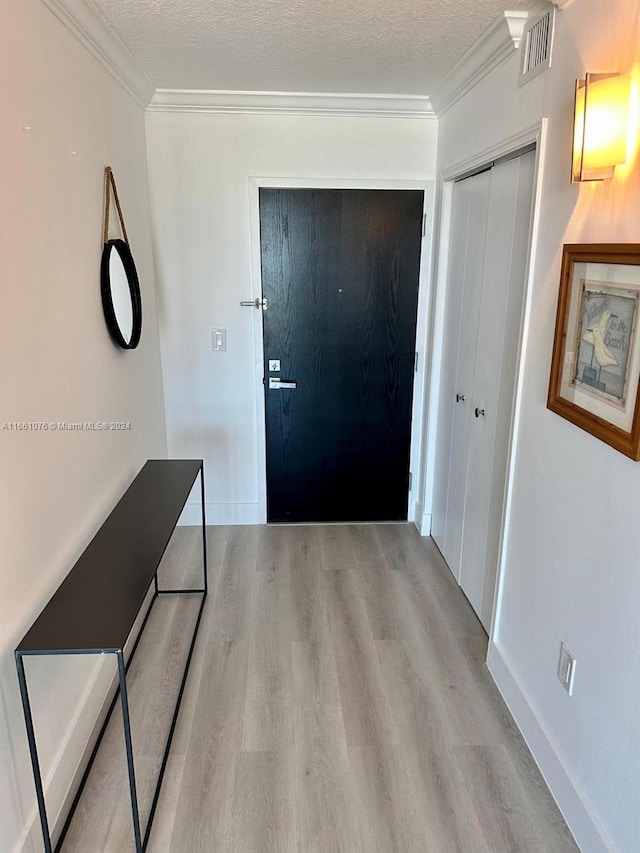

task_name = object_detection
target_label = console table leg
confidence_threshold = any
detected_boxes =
[15,653,53,853]
[117,651,143,852]
[200,464,208,595]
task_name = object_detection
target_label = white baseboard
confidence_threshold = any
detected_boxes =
[412,498,422,528]
[178,501,263,526]
[487,642,615,853]
[182,501,429,528]
[412,501,432,537]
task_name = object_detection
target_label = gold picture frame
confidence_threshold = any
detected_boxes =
[548,243,640,460]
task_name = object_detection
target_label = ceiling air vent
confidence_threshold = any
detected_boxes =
[519,7,555,86]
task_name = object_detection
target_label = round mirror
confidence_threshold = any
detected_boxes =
[100,239,142,349]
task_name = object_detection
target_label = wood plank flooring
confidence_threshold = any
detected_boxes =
[60,524,578,852]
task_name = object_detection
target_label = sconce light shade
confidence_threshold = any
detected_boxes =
[572,72,630,182]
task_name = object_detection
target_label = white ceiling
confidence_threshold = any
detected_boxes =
[90,0,534,96]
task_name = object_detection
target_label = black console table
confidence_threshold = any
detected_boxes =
[15,459,207,853]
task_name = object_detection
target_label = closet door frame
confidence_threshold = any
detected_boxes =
[423,119,548,644]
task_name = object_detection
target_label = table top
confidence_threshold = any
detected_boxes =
[16,460,203,655]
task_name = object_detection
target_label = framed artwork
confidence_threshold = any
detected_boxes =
[548,243,640,460]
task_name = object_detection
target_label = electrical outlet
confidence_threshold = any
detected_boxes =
[558,643,576,695]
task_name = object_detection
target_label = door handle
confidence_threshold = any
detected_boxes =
[269,377,297,390]
[456,393,465,402]
[240,297,268,310]
[475,407,485,418]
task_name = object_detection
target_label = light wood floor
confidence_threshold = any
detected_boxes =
[60,524,578,852]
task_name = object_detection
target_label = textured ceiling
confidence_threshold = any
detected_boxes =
[91,0,534,95]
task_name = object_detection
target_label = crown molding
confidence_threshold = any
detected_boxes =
[429,11,529,117]
[40,0,154,107]
[147,89,436,118]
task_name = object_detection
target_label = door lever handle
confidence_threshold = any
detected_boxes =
[240,297,268,310]
[475,407,485,418]
[269,377,297,390]
[456,393,465,402]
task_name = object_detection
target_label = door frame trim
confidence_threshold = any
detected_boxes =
[248,177,435,524]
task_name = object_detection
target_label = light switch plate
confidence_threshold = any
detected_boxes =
[211,328,227,351]
[558,642,576,695]
[268,359,280,372]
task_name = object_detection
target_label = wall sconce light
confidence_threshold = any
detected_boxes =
[572,72,631,182]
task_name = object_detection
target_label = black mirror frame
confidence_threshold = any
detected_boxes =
[100,238,142,349]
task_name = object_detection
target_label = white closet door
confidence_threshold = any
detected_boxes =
[460,150,536,628]
[430,189,467,553]
[432,170,490,577]
[431,177,470,551]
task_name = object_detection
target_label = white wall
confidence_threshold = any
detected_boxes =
[0,2,167,851]
[145,110,438,524]
[431,1,640,851]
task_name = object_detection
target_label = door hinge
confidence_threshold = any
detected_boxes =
[409,472,413,490]
[414,351,419,372]
[421,213,426,237]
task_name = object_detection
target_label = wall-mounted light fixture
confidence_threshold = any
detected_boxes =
[572,72,631,182]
